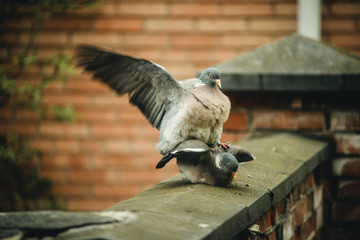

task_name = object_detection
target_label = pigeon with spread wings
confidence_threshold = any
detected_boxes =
[75,45,231,155]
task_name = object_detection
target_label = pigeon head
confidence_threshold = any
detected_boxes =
[199,68,222,88]
[215,153,239,180]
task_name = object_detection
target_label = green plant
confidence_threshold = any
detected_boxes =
[0,0,98,211]
[0,134,61,211]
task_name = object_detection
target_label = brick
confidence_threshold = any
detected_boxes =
[252,111,325,130]
[43,19,92,30]
[188,50,211,62]
[145,19,194,32]
[308,174,316,189]
[103,139,130,155]
[67,199,116,211]
[283,214,294,240]
[315,204,323,231]
[162,50,188,62]
[92,185,140,198]
[43,93,90,106]
[35,49,68,64]
[300,215,315,240]
[337,180,360,200]
[171,4,219,16]
[54,140,80,154]
[75,3,117,15]
[331,111,360,131]
[330,35,360,47]
[294,197,304,226]
[274,4,297,15]
[117,111,149,124]
[38,169,65,183]
[91,155,139,170]
[20,33,68,45]
[137,124,159,140]
[72,32,120,46]
[254,219,266,234]
[1,33,18,43]
[220,35,272,47]
[212,49,241,62]
[118,171,164,184]
[221,132,249,144]
[122,34,169,46]
[249,20,296,31]
[313,185,323,210]
[119,3,167,16]
[171,35,218,47]
[41,155,88,169]
[0,108,13,120]
[222,4,272,16]
[77,109,117,122]
[163,64,196,80]
[267,230,276,240]
[0,123,37,135]
[331,4,360,15]
[333,157,360,177]
[66,77,109,93]
[332,202,360,222]
[136,49,162,62]
[196,20,246,32]
[91,94,129,108]
[94,18,143,31]
[3,18,32,29]
[39,122,89,138]
[322,20,356,31]
[128,139,159,156]
[54,185,90,197]
[29,139,53,153]
[16,76,64,91]
[334,134,360,154]
[80,140,104,153]
[67,170,108,183]
[223,111,248,131]
[91,123,138,138]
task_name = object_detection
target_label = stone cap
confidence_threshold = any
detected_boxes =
[0,133,330,240]
[214,34,360,91]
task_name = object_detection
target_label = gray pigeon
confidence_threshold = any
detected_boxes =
[75,45,231,155]
[156,139,254,187]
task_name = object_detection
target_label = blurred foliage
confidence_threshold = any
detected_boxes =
[0,134,61,211]
[0,0,98,211]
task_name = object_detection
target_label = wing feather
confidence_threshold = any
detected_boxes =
[75,45,185,129]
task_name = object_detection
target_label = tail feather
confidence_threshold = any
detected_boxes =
[156,153,175,169]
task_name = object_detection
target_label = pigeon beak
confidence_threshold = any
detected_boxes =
[216,79,222,88]
[232,172,236,180]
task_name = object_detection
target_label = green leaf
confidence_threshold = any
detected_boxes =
[50,104,77,122]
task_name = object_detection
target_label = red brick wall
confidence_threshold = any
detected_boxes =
[238,173,323,240]
[1,0,359,212]
[223,84,360,237]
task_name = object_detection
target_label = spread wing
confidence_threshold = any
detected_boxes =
[75,45,185,129]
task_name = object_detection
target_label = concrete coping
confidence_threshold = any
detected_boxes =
[213,34,360,91]
[0,133,330,240]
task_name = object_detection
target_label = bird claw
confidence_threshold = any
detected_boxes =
[218,142,229,150]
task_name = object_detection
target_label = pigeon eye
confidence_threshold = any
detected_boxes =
[209,73,213,78]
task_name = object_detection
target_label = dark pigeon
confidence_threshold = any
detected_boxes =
[156,139,254,187]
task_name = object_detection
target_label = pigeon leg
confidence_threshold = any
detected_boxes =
[218,142,229,150]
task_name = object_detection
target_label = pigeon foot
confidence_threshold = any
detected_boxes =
[218,142,229,150]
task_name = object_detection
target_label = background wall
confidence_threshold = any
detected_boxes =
[1,0,359,211]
